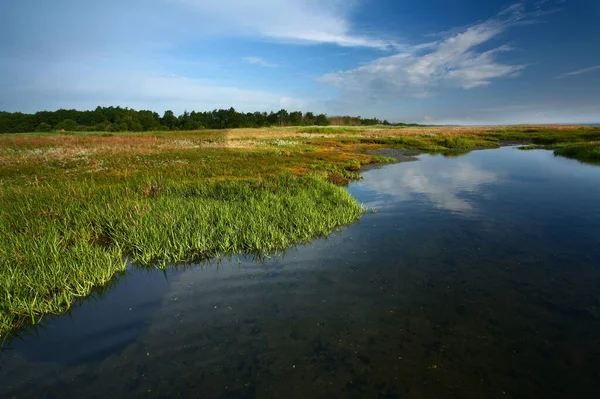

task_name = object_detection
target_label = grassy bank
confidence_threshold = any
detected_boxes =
[1,175,363,336]
[1,124,599,337]
[519,142,600,163]
[554,143,600,163]
[506,128,600,164]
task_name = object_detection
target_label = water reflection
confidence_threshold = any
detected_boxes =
[361,153,499,213]
[1,266,173,365]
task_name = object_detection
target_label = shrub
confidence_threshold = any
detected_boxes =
[35,122,52,132]
[54,119,79,131]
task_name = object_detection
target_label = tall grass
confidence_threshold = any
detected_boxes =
[484,127,600,145]
[0,174,363,337]
[553,143,600,163]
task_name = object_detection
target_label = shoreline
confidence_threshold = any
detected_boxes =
[1,126,599,338]
[362,140,530,171]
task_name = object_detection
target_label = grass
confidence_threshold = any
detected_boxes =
[299,126,364,134]
[553,142,600,163]
[0,175,363,337]
[512,133,600,164]
[1,124,599,338]
[517,145,539,151]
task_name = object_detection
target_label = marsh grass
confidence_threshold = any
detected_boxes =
[517,145,540,151]
[512,135,600,163]
[299,126,364,134]
[553,142,600,163]
[0,174,363,337]
[2,124,599,337]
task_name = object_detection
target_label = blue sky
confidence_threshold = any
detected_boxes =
[1,0,599,124]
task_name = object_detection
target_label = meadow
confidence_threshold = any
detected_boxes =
[1,124,599,337]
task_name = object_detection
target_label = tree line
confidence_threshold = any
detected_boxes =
[0,106,417,134]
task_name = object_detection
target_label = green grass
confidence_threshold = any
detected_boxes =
[484,127,600,145]
[439,136,478,149]
[553,142,600,163]
[0,174,363,337]
[517,145,540,151]
[348,135,499,151]
[488,128,600,163]
[298,126,365,134]
[370,155,398,163]
[511,134,600,163]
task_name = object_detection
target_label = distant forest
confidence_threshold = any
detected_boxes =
[0,106,421,134]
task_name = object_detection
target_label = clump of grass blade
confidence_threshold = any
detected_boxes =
[0,174,363,338]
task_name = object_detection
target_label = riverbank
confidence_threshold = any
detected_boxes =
[1,124,599,338]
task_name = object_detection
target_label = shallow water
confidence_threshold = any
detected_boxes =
[2,147,600,398]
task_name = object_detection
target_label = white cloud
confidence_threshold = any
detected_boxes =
[243,57,279,68]
[558,65,600,78]
[279,96,307,110]
[181,0,397,49]
[319,6,529,98]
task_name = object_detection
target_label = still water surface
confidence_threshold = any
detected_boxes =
[2,147,600,398]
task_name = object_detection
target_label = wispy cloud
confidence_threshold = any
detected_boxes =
[530,0,566,17]
[558,65,600,78]
[319,5,530,98]
[243,57,279,68]
[181,0,397,49]
[535,0,567,8]
[0,60,306,113]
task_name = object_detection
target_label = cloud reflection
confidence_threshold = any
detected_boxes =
[361,157,498,213]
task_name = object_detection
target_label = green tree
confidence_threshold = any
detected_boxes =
[55,119,78,131]
[35,122,52,132]
[303,112,315,125]
[95,122,111,131]
[315,114,330,126]
[276,109,289,126]
[289,111,303,126]
[138,110,160,131]
[161,110,177,130]
[267,111,278,125]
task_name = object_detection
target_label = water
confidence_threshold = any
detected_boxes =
[2,147,600,398]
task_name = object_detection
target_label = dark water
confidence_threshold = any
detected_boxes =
[2,147,600,398]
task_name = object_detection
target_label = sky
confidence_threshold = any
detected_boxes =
[1,0,599,125]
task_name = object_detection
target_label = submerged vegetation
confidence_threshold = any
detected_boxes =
[1,123,599,337]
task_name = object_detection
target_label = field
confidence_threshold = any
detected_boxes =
[1,124,599,338]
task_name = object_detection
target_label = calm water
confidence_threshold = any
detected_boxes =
[2,147,600,398]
